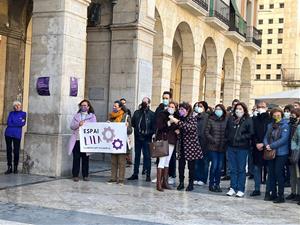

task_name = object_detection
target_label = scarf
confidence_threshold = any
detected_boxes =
[109,110,124,122]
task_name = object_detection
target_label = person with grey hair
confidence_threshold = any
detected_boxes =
[4,101,26,174]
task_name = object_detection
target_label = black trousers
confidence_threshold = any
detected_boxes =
[178,156,195,183]
[5,136,21,167]
[169,149,176,178]
[72,141,89,178]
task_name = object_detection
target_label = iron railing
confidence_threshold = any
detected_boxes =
[209,0,230,25]
[246,26,262,47]
[192,0,209,11]
[229,13,247,37]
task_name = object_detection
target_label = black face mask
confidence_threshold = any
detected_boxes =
[290,117,298,124]
[141,102,148,109]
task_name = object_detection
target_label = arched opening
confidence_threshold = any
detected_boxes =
[171,22,195,103]
[202,37,218,106]
[240,57,252,105]
[222,48,235,106]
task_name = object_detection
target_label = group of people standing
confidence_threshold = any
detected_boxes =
[4,93,299,206]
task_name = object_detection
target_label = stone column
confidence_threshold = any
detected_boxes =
[180,64,201,104]
[152,53,172,108]
[0,36,7,151]
[24,0,90,176]
[205,71,222,106]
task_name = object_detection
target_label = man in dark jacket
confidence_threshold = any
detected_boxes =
[128,97,155,182]
[250,101,272,197]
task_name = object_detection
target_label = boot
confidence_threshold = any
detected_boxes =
[162,168,171,190]
[156,168,164,192]
[273,195,285,203]
[5,166,12,175]
[13,165,18,174]
[186,180,194,191]
[177,181,184,190]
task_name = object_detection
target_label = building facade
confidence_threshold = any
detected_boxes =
[253,0,300,97]
[0,0,260,176]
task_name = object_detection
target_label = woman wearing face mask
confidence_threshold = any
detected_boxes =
[225,102,254,197]
[108,100,132,185]
[283,105,294,121]
[286,108,300,204]
[169,102,203,191]
[204,104,228,192]
[263,108,290,203]
[193,101,210,186]
[155,101,179,191]
[68,100,97,182]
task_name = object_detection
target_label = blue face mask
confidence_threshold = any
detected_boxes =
[215,109,223,118]
[112,108,118,113]
[162,99,169,106]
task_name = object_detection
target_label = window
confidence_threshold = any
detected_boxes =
[276,74,281,80]
[256,64,261,69]
[278,28,283,33]
[268,29,273,34]
[259,4,264,10]
[256,74,261,80]
[259,29,263,34]
[279,18,284,23]
[266,64,271,69]
[259,19,263,24]
[280,3,284,8]
[277,49,282,54]
[278,38,283,44]
[258,50,262,55]
[267,49,272,54]
[269,19,273,24]
[267,39,272,44]
[266,74,271,80]
[269,4,274,9]
[277,64,282,69]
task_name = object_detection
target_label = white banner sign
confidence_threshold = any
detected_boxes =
[79,122,127,154]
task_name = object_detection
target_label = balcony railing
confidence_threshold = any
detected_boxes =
[192,0,208,11]
[229,13,247,37]
[209,0,230,25]
[282,68,300,82]
[246,26,262,47]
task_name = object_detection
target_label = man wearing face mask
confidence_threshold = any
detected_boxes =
[250,101,272,197]
[193,101,210,186]
[127,97,155,182]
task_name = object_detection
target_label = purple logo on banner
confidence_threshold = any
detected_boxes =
[36,77,50,96]
[70,77,78,97]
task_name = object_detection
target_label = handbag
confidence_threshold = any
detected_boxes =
[149,131,169,158]
[263,148,276,160]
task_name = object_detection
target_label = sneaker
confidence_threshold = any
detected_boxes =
[236,191,245,198]
[146,175,151,182]
[215,186,222,192]
[168,177,175,185]
[198,181,205,186]
[193,181,199,185]
[151,178,157,183]
[273,196,285,203]
[127,175,138,180]
[118,181,125,186]
[250,190,261,197]
[286,193,296,200]
[107,179,117,184]
[73,177,79,182]
[226,188,236,196]
[293,195,300,202]
[83,177,89,181]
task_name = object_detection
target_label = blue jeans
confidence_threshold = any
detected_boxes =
[253,165,262,191]
[133,137,151,176]
[194,151,209,183]
[209,151,224,187]
[267,155,288,196]
[228,147,248,192]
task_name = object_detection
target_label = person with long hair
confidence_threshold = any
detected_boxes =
[169,102,203,191]
[68,99,96,182]
[205,104,228,192]
[225,102,253,197]
[264,108,290,203]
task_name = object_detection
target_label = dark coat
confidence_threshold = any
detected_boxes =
[178,115,203,161]
[196,112,209,150]
[205,115,228,152]
[131,108,155,140]
[155,110,179,145]
[226,115,254,149]
[252,113,272,166]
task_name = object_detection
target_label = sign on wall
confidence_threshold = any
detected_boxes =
[70,77,78,97]
[36,77,50,96]
[79,122,127,154]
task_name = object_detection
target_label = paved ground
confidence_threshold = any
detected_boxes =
[0,164,299,225]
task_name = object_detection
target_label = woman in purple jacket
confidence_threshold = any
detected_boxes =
[5,101,26,174]
[68,100,96,182]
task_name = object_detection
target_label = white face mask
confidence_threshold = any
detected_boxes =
[258,108,267,114]
[253,111,258,117]
[195,106,204,114]
[167,108,175,115]
[284,112,291,119]
[235,109,244,118]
